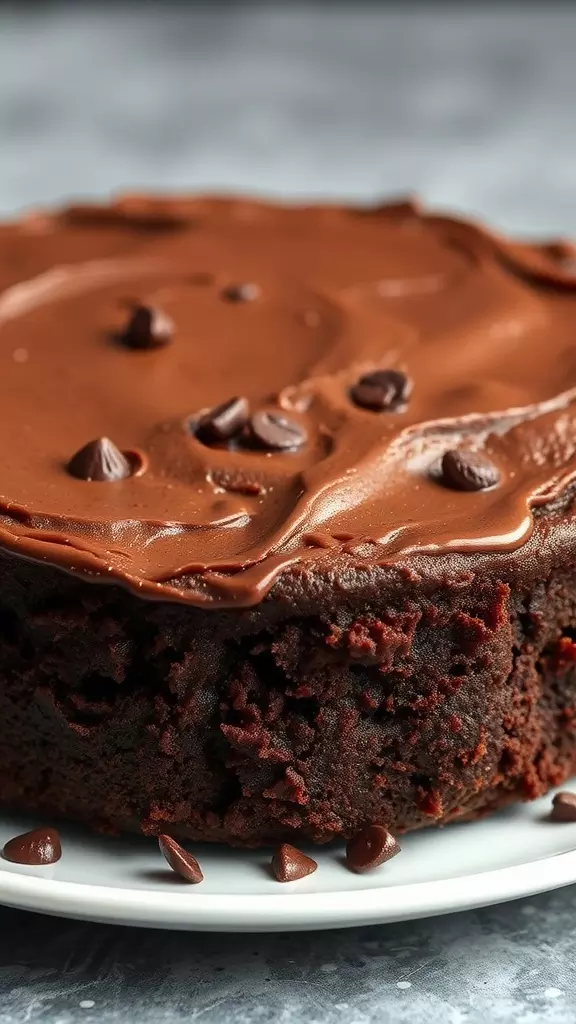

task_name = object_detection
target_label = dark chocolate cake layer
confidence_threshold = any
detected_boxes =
[0,195,576,845]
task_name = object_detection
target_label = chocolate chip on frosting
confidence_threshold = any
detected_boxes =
[197,396,250,444]
[221,282,260,303]
[250,411,307,451]
[440,449,500,492]
[67,438,132,482]
[271,843,317,882]
[158,834,204,883]
[3,827,62,865]
[210,469,265,496]
[350,369,411,411]
[345,824,400,873]
[121,304,174,349]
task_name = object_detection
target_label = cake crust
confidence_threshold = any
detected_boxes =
[0,496,575,846]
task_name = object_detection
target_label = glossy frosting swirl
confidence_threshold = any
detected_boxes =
[0,194,575,606]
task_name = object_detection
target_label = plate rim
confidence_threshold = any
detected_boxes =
[1,845,575,931]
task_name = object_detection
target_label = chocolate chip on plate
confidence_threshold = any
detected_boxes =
[346,824,400,873]
[250,411,307,451]
[3,827,62,865]
[350,369,411,411]
[544,241,576,263]
[221,282,260,303]
[67,437,132,482]
[121,304,174,349]
[158,834,204,883]
[550,792,576,822]
[197,396,250,444]
[271,843,318,882]
[440,449,500,492]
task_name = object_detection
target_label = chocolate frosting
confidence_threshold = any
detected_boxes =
[1,194,576,607]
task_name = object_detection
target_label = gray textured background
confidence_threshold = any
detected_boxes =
[2,2,576,1021]
[2,0,576,234]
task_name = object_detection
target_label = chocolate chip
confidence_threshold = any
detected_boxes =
[440,449,500,492]
[544,241,576,263]
[197,396,250,444]
[221,479,264,496]
[271,844,317,882]
[3,827,62,865]
[250,411,307,451]
[221,283,260,303]
[550,792,576,822]
[211,469,264,495]
[350,369,411,411]
[121,305,174,349]
[345,824,400,873]
[67,438,132,482]
[158,834,204,883]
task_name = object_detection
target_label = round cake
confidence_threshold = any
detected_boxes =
[0,193,575,846]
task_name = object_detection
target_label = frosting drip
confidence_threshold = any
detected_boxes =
[0,195,575,606]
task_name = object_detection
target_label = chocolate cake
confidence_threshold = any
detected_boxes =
[1,193,576,847]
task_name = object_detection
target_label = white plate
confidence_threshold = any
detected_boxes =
[0,783,575,932]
